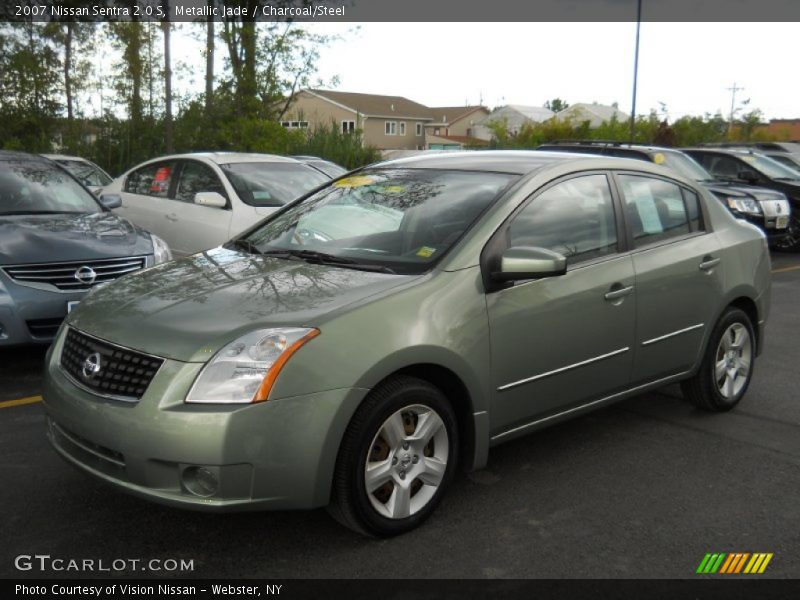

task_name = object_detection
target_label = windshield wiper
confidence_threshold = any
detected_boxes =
[287,249,396,274]
[287,249,357,264]
[226,239,263,255]
[774,177,800,182]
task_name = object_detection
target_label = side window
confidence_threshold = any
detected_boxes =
[618,175,695,247]
[508,174,618,264]
[124,161,176,198]
[682,189,705,232]
[175,161,226,204]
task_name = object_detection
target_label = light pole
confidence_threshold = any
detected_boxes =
[629,0,642,144]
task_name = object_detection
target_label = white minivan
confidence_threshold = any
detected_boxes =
[104,153,331,257]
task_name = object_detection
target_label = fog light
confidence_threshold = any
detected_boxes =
[0,323,7,339]
[182,466,220,497]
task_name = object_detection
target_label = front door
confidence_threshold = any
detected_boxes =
[487,173,636,436]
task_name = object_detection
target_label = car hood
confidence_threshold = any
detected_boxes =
[68,247,417,362]
[701,181,785,199]
[0,212,152,265]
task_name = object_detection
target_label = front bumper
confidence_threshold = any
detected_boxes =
[0,272,85,346]
[43,330,368,511]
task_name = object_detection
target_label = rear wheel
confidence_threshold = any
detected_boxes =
[328,376,458,536]
[681,307,755,411]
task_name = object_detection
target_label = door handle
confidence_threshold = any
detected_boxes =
[165,213,179,222]
[699,257,720,271]
[604,284,634,301]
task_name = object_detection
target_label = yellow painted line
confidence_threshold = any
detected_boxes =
[0,395,43,409]
[771,264,800,274]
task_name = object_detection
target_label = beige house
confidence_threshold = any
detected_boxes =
[424,106,491,150]
[283,89,434,150]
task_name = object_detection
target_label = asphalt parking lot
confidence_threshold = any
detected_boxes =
[2,252,800,580]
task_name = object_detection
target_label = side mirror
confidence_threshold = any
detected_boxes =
[99,193,122,209]
[738,169,759,184]
[492,246,567,281]
[194,191,227,208]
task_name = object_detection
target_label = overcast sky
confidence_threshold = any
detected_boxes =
[165,22,798,121]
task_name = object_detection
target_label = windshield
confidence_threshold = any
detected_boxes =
[56,159,113,187]
[238,168,517,275]
[220,161,329,207]
[769,154,800,172]
[740,154,800,180]
[0,159,103,215]
[657,151,714,182]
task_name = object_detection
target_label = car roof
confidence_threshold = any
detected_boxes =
[40,154,92,163]
[0,150,52,163]
[537,141,686,155]
[150,152,304,166]
[683,147,771,158]
[369,149,657,175]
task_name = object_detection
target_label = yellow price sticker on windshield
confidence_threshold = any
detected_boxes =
[333,176,377,188]
[416,246,436,258]
[653,153,665,164]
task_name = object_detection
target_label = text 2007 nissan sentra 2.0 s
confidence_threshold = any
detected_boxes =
[43,151,771,536]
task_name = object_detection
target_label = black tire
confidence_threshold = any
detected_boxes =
[328,375,459,537]
[773,214,800,252]
[681,307,756,411]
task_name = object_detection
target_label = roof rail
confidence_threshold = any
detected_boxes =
[544,139,630,147]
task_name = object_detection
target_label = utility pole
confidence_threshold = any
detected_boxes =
[629,0,642,144]
[727,82,745,139]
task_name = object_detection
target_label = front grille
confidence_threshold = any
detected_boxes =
[27,317,64,339]
[3,256,147,291]
[60,327,164,401]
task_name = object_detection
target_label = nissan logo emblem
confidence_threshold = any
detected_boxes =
[74,266,97,285]
[82,352,102,379]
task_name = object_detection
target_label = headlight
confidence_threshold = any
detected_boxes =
[186,328,319,404]
[151,234,173,264]
[726,197,762,215]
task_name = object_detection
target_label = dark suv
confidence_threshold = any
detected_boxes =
[684,147,800,249]
[538,141,792,247]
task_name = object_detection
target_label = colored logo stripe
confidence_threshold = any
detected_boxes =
[697,553,773,574]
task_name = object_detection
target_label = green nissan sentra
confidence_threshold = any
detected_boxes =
[43,151,771,536]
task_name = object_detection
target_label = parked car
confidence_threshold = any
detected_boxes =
[41,154,114,195]
[684,147,800,250]
[0,151,171,347]
[537,141,791,246]
[44,151,770,536]
[104,153,331,257]
[695,143,800,175]
[291,155,348,178]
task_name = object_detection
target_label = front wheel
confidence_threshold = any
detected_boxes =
[328,376,459,536]
[681,307,756,411]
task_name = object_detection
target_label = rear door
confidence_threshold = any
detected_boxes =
[614,172,723,384]
[117,159,179,237]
